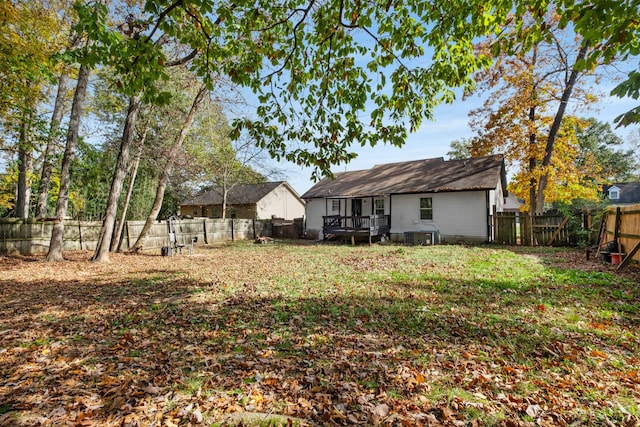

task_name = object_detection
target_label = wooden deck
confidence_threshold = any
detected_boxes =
[322,215,390,244]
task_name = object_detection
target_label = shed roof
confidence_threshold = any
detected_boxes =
[301,155,507,199]
[182,181,294,206]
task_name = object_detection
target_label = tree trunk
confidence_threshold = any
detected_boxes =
[111,125,148,252]
[129,85,207,253]
[92,94,142,263]
[36,71,69,219]
[222,187,228,219]
[527,106,537,246]
[46,64,91,262]
[535,42,590,213]
[16,119,33,219]
[527,108,538,217]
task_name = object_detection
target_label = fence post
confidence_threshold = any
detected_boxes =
[200,218,205,244]
[520,215,526,246]
[126,221,131,251]
[614,207,623,254]
[78,221,83,250]
[231,219,234,242]
[614,207,622,242]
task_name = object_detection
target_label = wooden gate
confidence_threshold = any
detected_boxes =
[519,214,571,246]
[494,212,572,246]
[495,212,518,245]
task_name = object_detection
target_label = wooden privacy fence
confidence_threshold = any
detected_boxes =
[0,220,103,255]
[599,204,640,268]
[494,212,519,245]
[494,212,573,246]
[0,218,276,255]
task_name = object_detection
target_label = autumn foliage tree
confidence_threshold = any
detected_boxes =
[0,0,71,218]
[3,0,640,259]
[467,10,607,215]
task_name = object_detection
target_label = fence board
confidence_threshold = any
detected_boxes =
[602,204,640,266]
[517,214,571,246]
[0,218,275,255]
[495,212,518,245]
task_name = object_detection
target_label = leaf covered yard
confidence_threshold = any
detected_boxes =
[1,243,639,426]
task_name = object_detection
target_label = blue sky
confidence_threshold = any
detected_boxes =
[278,83,640,196]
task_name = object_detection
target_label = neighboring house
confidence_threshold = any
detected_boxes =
[179,181,305,220]
[301,155,508,244]
[503,194,524,213]
[603,183,640,205]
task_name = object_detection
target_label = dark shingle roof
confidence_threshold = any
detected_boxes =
[301,155,507,199]
[604,182,640,204]
[182,182,286,206]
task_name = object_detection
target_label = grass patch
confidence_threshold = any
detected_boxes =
[1,243,638,426]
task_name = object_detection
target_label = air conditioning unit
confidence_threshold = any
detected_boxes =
[404,231,439,246]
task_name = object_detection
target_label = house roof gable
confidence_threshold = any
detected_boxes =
[603,182,640,204]
[181,181,298,206]
[301,155,507,199]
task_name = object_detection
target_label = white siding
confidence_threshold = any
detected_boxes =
[491,184,505,213]
[304,199,327,239]
[391,191,489,242]
[304,184,504,243]
[256,184,306,220]
[359,196,390,215]
[304,196,392,239]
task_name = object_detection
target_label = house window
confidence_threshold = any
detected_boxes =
[374,198,385,215]
[609,189,619,200]
[420,197,433,220]
[193,207,198,216]
[331,199,340,213]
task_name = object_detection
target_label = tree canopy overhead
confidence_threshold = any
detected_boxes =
[8,0,638,183]
[126,0,640,178]
[69,0,523,180]
[2,0,639,223]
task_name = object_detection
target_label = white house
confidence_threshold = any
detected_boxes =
[301,155,508,244]
[179,181,306,220]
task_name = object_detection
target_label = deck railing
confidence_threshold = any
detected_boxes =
[322,215,391,232]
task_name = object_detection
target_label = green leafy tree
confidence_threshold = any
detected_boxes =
[70,0,508,184]
[185,99,277,219]
[628,128,640,179]
[559,0,640,127]
[128,81,208,253]
[575,118,639,183]
[612,71,640,126]
[68,138,114,220]
[4,0,638,257]
[0,0,70,218]
[46,62,91,261]
[70,0,640,172]
[446,139,473,160]
[0,165,19,217]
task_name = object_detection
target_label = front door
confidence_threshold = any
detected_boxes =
[351,198,362,228]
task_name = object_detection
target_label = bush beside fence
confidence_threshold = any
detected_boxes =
[0,218,274,255]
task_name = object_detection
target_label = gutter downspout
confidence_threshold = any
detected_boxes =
[389,194,393,238]
[486,190,491,243]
